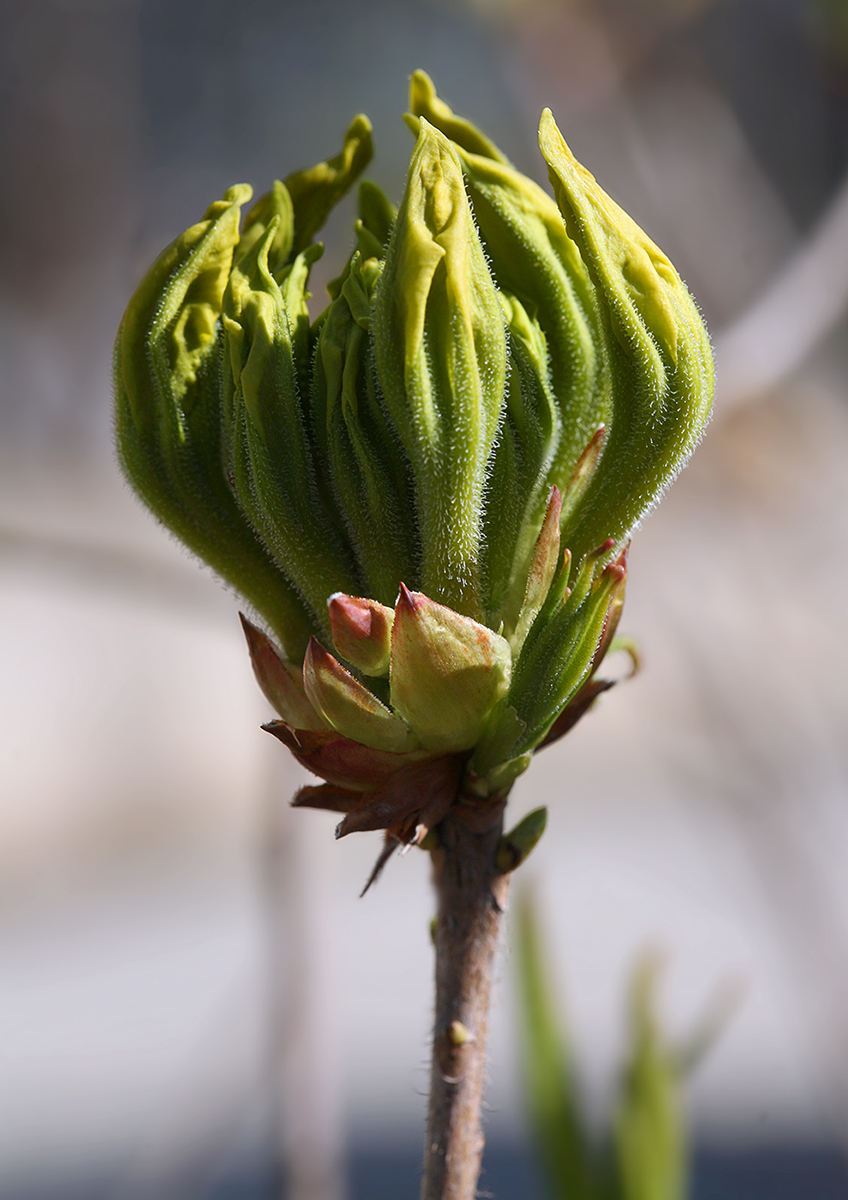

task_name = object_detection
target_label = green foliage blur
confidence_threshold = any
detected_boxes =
[516,896,689,1200]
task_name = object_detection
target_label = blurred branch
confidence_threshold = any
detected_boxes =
[714,169,848,411]
[680,639,848,1140]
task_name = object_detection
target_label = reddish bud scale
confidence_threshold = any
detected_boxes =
[328,592,393,675]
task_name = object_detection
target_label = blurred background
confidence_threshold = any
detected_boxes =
[3,0,848,1196]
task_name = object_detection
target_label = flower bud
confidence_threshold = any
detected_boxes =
[116,75,713,857]
[222,225,360,625]
[390,585,511,753]
[328,593,394,676]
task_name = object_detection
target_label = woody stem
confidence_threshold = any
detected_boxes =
[421,808,509,1200]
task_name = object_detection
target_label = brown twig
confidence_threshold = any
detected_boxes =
[421,805,510,1200]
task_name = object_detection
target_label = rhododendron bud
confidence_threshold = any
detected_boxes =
[115,73,713,868]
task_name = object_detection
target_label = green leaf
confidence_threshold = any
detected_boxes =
[311,254,419,606]
[406,73,612,573]
[610,958,688,1200]
[222,222,360,630]
[504,563,623,762]
[479,293,560,625]
[113,185,313,658]
[540,111,714,573]
[372,120,507,618]
[515,894,596,1200]
[284,114,374,256]
[515,911,692,1200]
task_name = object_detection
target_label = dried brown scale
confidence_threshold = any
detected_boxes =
[539,676,616,749]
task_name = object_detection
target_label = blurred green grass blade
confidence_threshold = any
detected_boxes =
[611,957,688,1200]
[516,894,596,1200]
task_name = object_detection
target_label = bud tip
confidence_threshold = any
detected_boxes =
[397,582,418,612]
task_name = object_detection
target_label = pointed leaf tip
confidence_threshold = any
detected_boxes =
[511,487,563,654]
[496,806,548,872]
[304,637,419,753]
[239,612,326,730]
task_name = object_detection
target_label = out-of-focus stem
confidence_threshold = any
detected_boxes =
[421,809,509,1200]
[264,756,346,1200]
[715,167,848,410]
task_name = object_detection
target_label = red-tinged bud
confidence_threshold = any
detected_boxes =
[604,563,625,586]
[239,612,326,730]
[328,592,393,676]
[390,584,512,753]
[304,637,419,753]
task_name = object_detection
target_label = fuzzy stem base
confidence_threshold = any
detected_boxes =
[421,808,509,1200]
